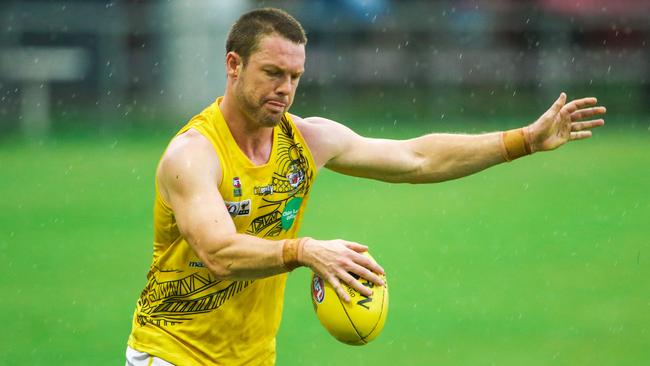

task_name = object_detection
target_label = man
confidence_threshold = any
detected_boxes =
[126,7,605,366]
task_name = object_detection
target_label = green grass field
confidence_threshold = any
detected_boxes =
[0,121,648,365]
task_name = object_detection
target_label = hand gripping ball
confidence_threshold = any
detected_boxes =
[310,252,388,345]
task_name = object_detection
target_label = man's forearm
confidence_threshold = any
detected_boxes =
[192,233,383,300]
[196,233,291,280]
[406,130,522,183]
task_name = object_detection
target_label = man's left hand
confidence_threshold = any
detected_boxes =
[525,93,606,152]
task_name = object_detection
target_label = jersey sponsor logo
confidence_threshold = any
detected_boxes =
[312,275,325,303]
[281,197,302,230]
[189,261,205,268]
[254,184,274,196]
[226,202,237,216]
[225,199,251,217]
[238,200,251,215]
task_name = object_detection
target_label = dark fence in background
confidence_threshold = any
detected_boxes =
[0,0,648,136]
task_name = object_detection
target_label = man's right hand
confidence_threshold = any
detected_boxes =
[301,238,386,302]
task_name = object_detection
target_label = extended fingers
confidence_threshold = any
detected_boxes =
[351,249,385,276]
[563,97,598,114]
[570,131,593,140]
[348,260,385,287]
[326,274,351,303]
[338,271,373,298]
[571,119,605,131]
[549,92,567,114]
[342,240,385,275]
[344,241,368,253]
[570,106,607,121]
[321,240,387,302]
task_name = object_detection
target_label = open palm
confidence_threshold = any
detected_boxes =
[527,93,606,152]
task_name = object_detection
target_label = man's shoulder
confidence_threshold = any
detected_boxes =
[292,114,356,140]
[291,114,326,146]
[161,129,220,175]
[167,129,215,157]
[291,115,343,139]
[157,128,222,196]
[291,114,330,127]
[290,114,356,169]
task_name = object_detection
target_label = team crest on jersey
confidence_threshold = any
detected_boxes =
[286,163,305,189]
[232,177,242,197]
[225,199,251,217]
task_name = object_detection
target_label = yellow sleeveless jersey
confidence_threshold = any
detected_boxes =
[128,97,316,365]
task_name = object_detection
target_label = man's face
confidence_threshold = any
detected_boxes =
[233,34,305,127]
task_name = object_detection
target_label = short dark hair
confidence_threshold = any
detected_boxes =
[226,8,307,64]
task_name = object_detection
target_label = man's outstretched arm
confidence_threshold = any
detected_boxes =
[297,93,605,183]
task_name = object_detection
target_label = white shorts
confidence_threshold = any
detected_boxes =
[125,346,175,366]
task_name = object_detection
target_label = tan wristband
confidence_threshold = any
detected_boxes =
[501,128,532,161]
[282,237,311,271]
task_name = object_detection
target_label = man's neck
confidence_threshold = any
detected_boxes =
[220,94,274,166]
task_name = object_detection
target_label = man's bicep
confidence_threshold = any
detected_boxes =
[327,139,418,182]
[165,174,235,246]
[158,135,236,248]
[299,116,420,181]
[323,127,420,182]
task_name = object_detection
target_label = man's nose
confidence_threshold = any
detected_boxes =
[276,76,292,95]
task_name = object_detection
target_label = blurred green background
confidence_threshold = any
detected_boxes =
[1,111,648,365]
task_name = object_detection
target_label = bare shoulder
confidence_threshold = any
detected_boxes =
[164,129,215,160]
[291,114,358,169]
[158,129,222,199]
[292,114,350,134]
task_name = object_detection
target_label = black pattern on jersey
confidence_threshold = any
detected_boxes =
[136,118,312,327]
[247,117,313,237]
[136,269,253,326]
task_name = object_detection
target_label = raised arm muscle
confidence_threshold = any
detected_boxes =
[296,116,506,183]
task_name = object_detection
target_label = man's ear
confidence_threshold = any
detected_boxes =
[226,51,242,78]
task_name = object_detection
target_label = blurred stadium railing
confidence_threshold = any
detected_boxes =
[0,0,648,136]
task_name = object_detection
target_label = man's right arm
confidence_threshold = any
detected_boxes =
[157,129,384,301]
[294,94,604,184]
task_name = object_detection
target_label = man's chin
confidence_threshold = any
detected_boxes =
[259,114,283,127]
